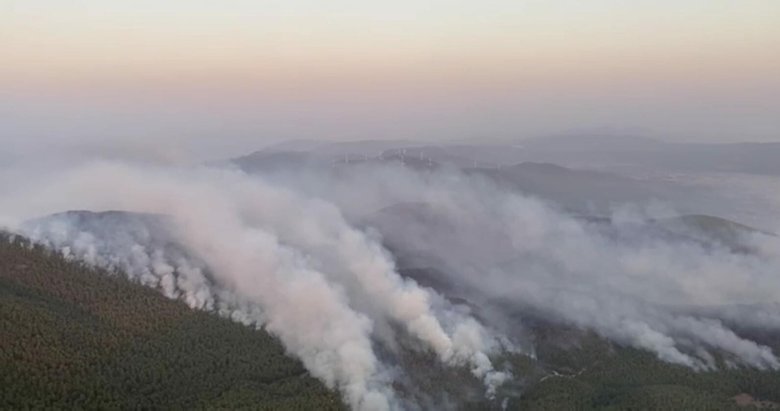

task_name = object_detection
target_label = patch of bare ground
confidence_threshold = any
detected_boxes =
[734,393,780,409]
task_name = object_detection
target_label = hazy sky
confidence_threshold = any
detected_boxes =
[2,0,779,160]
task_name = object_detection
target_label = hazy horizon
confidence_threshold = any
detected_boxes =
[3,1,780,163]
[3,3,780,409]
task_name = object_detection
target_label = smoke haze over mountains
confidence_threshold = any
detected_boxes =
[3,1,780,408]
[2,137,780,408]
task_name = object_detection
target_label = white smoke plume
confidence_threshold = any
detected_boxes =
[3,156,780,408]
[4,161,509,409]
[249,162,780,371]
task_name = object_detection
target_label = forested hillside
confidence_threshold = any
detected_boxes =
[0,234,344,410]
[513,328,780,410]
[2,231,780,410]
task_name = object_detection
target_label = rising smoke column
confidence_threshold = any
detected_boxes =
[11,163,394,409]
[256,162,780,371]
[206,174,508,388]
[6,158,780,407]
[8,161,511,409]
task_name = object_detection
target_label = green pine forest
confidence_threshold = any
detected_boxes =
[2,233,779,410]
[0,234,344,410]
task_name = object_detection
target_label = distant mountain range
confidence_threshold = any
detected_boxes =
[239,134,780,175]
[231,151,737,221]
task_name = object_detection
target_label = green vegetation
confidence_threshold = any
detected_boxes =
[2,231,779,410]
[511,328,780,410]
[0,234,344,410]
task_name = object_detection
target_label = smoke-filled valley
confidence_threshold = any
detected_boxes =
[2,138,780,409]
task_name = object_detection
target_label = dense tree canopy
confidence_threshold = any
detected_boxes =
[0,234,344,410]
[2,233,778,410]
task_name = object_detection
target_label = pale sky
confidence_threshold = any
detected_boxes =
[2,0,779,159]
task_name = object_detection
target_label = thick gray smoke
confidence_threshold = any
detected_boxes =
[3,158,780,408]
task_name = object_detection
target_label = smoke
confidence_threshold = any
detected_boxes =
[3,156,780,408]
[247,162,780,370]
[6,162,509,409]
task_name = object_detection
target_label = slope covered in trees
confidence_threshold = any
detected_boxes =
[513,327,780,410]
[0,233,344,410]
[2,229,779,410]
